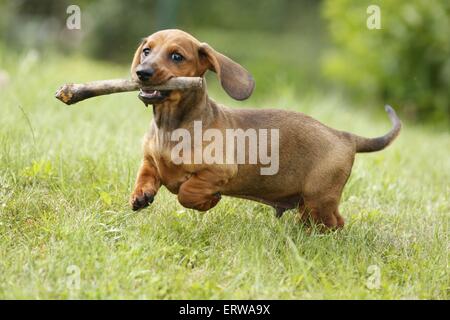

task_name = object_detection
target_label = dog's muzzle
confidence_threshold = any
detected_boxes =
[138,89,171,105]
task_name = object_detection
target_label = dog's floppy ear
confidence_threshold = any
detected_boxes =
[130,39,146,80]
[199,43,255,101]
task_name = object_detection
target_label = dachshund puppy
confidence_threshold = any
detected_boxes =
[129,29,401,229]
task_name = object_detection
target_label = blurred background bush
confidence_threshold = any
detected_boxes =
[0,0,449,125]
[323,0,450,123]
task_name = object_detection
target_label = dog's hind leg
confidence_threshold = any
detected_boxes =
[334,208,345,228]
[274,207,286,218]
[273,196,304,218]
[300,195,344,230]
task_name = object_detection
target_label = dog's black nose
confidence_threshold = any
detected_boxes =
[136,68,154,81]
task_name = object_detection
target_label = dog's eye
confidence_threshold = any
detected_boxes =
[171,52,184,62]
[142,48,151,57]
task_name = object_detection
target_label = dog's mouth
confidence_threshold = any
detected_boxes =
[138,89,171,105]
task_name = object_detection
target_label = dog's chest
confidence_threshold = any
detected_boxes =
[143,129,193,193]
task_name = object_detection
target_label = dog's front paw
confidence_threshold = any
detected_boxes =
[130,188,155,211]
[197,192,221,211]
[179,192,221,212]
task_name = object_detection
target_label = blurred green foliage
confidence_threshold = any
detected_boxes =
[0,0,326,101]
[85,0,321,62]
[0,0,322,61]
[1,0,449,124]
[322,0,450,122]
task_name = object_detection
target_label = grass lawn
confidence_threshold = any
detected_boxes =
[0,53,448,299]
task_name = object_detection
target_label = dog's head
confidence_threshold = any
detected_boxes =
[131,29,255,105]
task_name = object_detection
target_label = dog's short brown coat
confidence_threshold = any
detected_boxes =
[130,29,401,229]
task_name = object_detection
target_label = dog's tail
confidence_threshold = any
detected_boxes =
[352,105,402,153]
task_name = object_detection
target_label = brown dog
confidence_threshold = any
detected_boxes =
[129,29,401,229]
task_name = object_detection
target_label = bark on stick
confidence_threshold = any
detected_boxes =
[55,77,203,105]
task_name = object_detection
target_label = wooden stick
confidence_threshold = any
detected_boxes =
[55,77,203,105]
